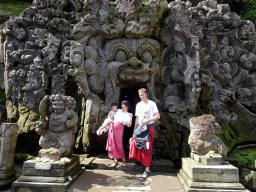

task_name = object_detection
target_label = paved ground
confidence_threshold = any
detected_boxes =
[0,154,185,192]
[67,155,185,192]
[67,169,185,192]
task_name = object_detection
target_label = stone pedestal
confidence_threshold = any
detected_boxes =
[0,123,19,188]
[178,158,250,192]
[11,155,84,192]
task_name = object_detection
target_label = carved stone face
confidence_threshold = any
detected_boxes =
[104,38,160,84]
[62,42,84,67]
[219,63,231,74]
[239,24,250,40]
[239,53,254,70]
[14,28,26,41]
[236,87,252,103]
[165,96,181,113]
[52,100,65,114]
[70,48,83,67]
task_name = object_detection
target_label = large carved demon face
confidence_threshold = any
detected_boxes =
[103,38,160,85]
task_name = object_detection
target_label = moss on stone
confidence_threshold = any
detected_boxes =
[217,122,238,152]
[200,86,212,101]
[228,147,256,170]
[108,4,117,23]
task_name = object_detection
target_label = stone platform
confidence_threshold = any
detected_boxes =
[11,155,84,192]
[178,158,249,192]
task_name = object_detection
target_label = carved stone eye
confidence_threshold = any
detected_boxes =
[115,51,126,62]
[141,51,152,63]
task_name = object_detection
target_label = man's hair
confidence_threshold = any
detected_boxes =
[111,103,118,107]
[138,88,147,94]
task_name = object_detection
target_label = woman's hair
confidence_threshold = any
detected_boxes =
[111,103,118,107]
[121,100,130,109]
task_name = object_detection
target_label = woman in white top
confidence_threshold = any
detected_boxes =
[106,100,133,167]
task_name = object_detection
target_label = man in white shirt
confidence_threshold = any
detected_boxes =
[129,88,160,179]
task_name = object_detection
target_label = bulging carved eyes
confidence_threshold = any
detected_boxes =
[141,51,152,63]
[115,51,126,62]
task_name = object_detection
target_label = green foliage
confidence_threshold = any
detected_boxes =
[228,147,256,170]
[0,31,5,43]
[0,90,6,104]
[217,0,256,26]
[0,0,30,16]
[142,1,148,10]
[14,153,34,164]
[239,0,256,26]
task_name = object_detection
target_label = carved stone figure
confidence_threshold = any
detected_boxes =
[2,0,256,162]
[35,94,78,157]
[188,114,227,158]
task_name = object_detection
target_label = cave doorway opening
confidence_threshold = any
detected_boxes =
[120,86,143,155]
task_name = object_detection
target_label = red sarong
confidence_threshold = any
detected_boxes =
[129,126,154,167]
[106,122,125,159]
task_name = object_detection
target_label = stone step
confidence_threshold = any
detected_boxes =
[79,155,174,173]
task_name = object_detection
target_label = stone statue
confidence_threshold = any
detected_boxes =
[2,0,256,163]
[35,94,78,157]
[188,114,227,159]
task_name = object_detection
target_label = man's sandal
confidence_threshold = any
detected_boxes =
[142,171,150,179]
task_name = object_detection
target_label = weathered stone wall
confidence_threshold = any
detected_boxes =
[0,11,10,123]
[2,0,256,164]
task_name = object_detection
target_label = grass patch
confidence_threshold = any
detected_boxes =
[0,0,30,16]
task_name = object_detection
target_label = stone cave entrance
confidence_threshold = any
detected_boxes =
[120,86,143,154]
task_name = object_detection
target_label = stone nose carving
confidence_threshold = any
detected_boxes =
[125,57,143,69]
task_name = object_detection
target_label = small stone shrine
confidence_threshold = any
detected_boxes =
[11,94,83,192]
[0,123,19,189]
[178,114,249,192]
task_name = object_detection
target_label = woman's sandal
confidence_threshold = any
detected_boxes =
[110,162,118,168]
[132,161,140,167]
[142,171,150,179]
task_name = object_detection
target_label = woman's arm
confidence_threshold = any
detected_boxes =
[126,113,133,127]
[133,116,138,131]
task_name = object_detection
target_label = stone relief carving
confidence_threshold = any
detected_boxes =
[2,0,256,162]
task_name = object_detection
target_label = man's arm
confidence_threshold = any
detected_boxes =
[142,112,160,125]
